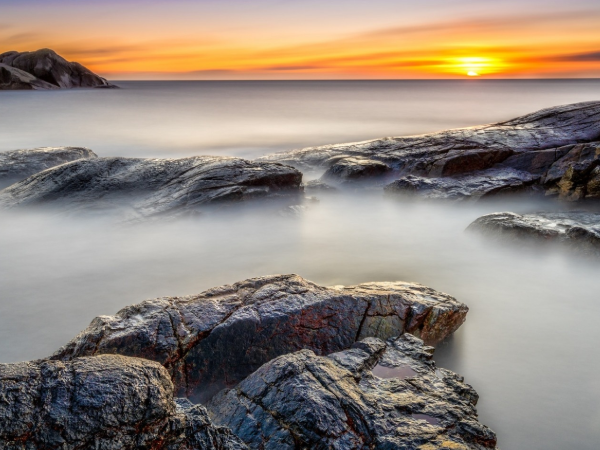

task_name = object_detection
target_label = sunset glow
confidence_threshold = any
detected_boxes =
[2,0,600,79]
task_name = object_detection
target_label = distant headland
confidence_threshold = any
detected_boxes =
[0,48,117,90]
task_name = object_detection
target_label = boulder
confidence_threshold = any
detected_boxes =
[259,102,600,178]
[0,49,117,90]
[0,354,247,450]
[384,169,538,201]
[51,274,468,403]
[467,211,600,255]
[208,334,497,450]
[0,156,303,219]
[0,147,97,189]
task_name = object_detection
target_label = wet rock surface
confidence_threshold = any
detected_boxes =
[0,49,116,90]
[0,147,97,189]
[0,354,247,450]
[0,156,303,219]
[260,102,600,200]
[384,169,539,201]
[51,274,467,403]
[208,334,497,450]
[467,211,600,255]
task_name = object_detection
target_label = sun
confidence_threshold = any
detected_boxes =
[467,71,480,77]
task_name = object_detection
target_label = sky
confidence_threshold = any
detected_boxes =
[1,0,600,79]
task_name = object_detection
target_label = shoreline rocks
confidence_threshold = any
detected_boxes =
[51,274,468,403]
[0,354,247,449]
[259,101,600,200]
[0,49,117,90]
[467,211,600,255]
[0,147,97,189]
[208,334,497,450]
[0,156,303,219]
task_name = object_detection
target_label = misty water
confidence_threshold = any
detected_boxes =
[2,80,600,450]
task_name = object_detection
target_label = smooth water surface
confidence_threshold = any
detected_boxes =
[2,80,600,450]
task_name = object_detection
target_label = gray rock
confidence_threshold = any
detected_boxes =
[302,179,337,192]
[0,354,247,450]
[384,169,539,201]
[467,211,600,255]
[0,49,117,90]
[0,64,58,90]
[321,157,391,184]
[51,274,468,403]
[259,102,600,178]
[0,147,97,189]
[207,334,497,450]
[541,142,600,201]
[0,156,303,219]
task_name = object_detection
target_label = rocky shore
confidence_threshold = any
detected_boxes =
[468,211,600,256]
[0,49,117,90]
[0,156,303,219]
[0,274,494,449]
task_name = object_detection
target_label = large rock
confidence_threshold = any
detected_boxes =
[259,102,600,176]
[0,49,116,90]
[51,274,468,403]
[320,157,392,184]
[0,147,97,189]
[208,334,497,450]
[0,156,303,218]
[384,169,538,201]
[0,354,247,450]
[467,211,600,255]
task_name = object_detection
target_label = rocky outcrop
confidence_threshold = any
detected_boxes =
[0,156,303,218]
[208,334,497,450]
[384,169,539,201]
[467,211,600,255]
[0,49,116,90]
[0,147,97,189]
[260,102,600,198]
[51,274,467,403]
[0,354,247,449]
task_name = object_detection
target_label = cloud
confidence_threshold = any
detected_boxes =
[553,51,600,62]
[262,64,321,71]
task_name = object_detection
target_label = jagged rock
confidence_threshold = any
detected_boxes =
[259,101,600,177]
[0,354,247,450]
[302,179,337,192]
[0,156,303,219]
[321,157,391,184]
[541,143,600,201]
[208,334,497,450]
[384,169,538,201]
[0,147,97,189]
[467,211,600,255]
[0,49,117,90]
[51,274,467,403]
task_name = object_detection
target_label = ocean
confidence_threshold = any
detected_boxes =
[2,80,600,449]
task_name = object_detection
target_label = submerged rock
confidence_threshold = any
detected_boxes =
[208,334,497,450]
[303,179,337,192]
[0,156,303,219]
[0,147,97,189]
[0,49,117,90]
[467,211,600,255]
[0,354,247,449]
[51,274,467,403]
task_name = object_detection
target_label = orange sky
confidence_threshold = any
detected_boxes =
[2,0,600,79]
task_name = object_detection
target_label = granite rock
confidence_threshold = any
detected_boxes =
[0,354,247,450]
[0,49,116,90]
[51,274,468,403]
[208,334,497,450]
[0,156,303,219]
[0,147,97,189]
